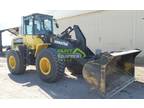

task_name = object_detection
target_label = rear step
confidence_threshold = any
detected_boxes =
[82,49,141,98]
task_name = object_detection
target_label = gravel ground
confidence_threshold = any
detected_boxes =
[1,57,144,99]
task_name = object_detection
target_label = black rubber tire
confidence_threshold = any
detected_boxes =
[67,61,83,74]
[7,50,26,75]
[36,48,65,83]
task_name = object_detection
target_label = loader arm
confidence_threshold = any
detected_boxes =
[73,25,87,51]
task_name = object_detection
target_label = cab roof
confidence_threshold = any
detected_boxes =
[24,13,53,18]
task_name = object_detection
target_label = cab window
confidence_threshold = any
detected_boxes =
[25,19,33,35]
[34,20,41,34]
[44,19,52,31]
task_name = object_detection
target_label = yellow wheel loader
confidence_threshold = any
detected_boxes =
[6,13,141,98]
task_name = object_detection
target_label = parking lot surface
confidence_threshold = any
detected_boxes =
[1,57,144,99]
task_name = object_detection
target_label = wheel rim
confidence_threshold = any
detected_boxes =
[9,55,16,69]
[39,57,51,75]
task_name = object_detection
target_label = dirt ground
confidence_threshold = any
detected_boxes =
[1,57,144,99]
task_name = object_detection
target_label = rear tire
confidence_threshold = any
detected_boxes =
[7,50,26,74]
[36,48,65,82]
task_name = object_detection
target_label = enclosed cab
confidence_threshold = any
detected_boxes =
[22,13,53,36]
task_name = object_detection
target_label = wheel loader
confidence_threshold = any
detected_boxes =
[6,13,141,98]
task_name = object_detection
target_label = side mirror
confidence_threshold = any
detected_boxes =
[53,19,59,28]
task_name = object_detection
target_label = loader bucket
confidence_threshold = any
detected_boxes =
[82,49,141,98]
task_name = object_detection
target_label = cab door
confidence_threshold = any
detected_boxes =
[22,16,44,50]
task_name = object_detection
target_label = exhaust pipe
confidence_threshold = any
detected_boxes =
[82,49,141,98]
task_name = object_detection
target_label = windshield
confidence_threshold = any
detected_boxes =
[34,18,53,35]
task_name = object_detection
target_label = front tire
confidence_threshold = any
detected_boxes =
[7,50,26,74]
[36,48,65,82]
